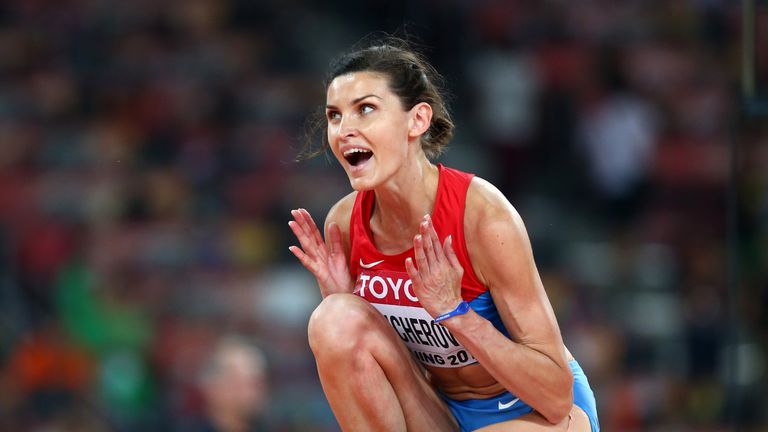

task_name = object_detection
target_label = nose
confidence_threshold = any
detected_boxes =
[339,116,359,140]
[339,115,357,138]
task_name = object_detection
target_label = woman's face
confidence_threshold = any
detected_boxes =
[326,71,414,191]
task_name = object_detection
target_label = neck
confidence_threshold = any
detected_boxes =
[370,154,439,245]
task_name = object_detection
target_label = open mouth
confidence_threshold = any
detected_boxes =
[343,148,373,167]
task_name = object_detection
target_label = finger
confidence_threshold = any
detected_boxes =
[288,219,313,249]
[288,219,311,248]
[293,210,328,256]
[290,210,312,243]
[289,245,320,275]
[301,207,320,228]
[288,220,323,261]
[293,209,325,250]
[405,257,424,292]
[424,215,445,264]
[413,234,430,275]
[419,221,438,266]
[327,222,344,257]
[444,235,463,273]
[300,208,326,247]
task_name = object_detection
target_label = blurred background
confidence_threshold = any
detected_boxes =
[0,0,765,431]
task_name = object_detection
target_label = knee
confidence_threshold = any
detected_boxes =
[307,293,379,358]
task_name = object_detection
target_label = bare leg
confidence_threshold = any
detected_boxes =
[308,293,458,432]
[475,405,592,432]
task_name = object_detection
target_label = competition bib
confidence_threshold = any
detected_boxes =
[354,269,477,368]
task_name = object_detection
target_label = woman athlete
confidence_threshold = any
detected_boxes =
[289,39,600,432]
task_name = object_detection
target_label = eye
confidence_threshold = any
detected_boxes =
[326,110,341,121]
[360,104,375,114]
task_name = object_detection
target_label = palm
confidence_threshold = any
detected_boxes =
[289,208,353,297]
[405,215,465,318]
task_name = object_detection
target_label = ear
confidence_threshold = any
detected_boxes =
[407,102,433,139]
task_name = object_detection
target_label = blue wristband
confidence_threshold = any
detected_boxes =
[434,301,470,323]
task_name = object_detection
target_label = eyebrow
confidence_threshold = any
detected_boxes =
[326,94,382,109]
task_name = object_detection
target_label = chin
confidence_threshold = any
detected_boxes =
[348,176,376,191]
[347,168,382,190]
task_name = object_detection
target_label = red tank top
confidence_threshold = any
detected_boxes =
[348,164,486,368]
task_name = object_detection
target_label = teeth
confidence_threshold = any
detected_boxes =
[343,148,371,156]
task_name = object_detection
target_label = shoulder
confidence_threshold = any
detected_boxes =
[465,176,523,230]
[464,177,530,284]
[324,191,359,258]
[325,190,359,233]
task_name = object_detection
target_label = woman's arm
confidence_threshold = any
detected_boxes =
[406,179,572,424]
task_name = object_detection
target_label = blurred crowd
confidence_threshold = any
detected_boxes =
[0,0,765,431]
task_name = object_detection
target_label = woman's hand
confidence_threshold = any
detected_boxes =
[289,208,354,298]
[405,214,465,319]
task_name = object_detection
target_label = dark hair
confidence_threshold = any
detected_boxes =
[300,37,454,161]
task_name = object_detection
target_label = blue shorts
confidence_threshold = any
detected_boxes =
[439,360,600,432]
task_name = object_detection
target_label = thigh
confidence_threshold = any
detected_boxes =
[474,404,591,432]
[310,293,459,431]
